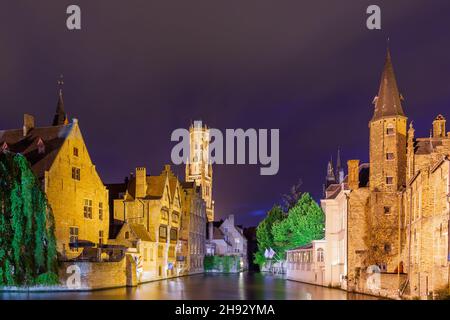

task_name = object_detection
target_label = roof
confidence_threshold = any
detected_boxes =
[371,49,405,121]
[0,124,73,179]
[287,243,313,251]
[415,138,444,155]
[324,163,370,199]
[128,224,153,242]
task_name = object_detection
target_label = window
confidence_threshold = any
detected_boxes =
[384,206,391,215]
[99,202,104,220]
[386,153,395,160]
[172,213,179,223]
[159,226,167,241]
[170,228,178,242]
[143,248,148,261]
[73,147,79,157]
[386,176,394,185]
[386,125,395,135]
[99,230,104,246]
[161,210,169,221]
[69,227,79,249]
[158,245,164,258]
[317,248,324,262]
[168,246,175,258]
[72,167,80,180]
[83,199,93,218]
[125,231,130,240]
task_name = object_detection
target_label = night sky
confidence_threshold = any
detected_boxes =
[2,1,450,226]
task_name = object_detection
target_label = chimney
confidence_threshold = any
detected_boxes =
[23,114,35,136]
[432,115,446,138]
[208,222,214,241]
[228,214,235,226]
[135,167,147,198]
[347,160,360,190]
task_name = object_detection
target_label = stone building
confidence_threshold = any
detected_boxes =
[180,181,207,274]
[0,90,109,260]
[185,121,214,222]
[108,165,182,281]
[342,48,450,299]
[286,240,326,286]
[403,117,450,298]
[206,214,248,271]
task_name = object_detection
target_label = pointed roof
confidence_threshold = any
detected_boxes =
[371,48,405,121]
[52,89,68,126]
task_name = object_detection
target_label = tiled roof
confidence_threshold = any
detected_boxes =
[129,223,153,242]
[0,124,73,179]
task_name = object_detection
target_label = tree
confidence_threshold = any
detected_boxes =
[272,193,325,258]
[254,205,285,267]
[0,151,58,286]
[281,179,303,212]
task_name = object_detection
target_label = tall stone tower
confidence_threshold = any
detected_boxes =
[185,121,214,222]
[366,48,407,272]
[369,49,407,192]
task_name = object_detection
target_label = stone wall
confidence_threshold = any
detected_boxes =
[352,272,407,299]
[59,258,127,290]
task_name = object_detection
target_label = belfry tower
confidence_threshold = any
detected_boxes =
[185,121,214,222]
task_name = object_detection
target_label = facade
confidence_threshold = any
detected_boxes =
[185,121,214,222]
[286,240,326,286]
[403,118,450,298]
[180,181,207,274]
[0,91,109,261]
[206,214,248,271]
[342,49,450,299]
[108,165,182,281]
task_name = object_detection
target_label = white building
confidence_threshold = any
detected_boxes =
[206,214,248,270]
[321,183,349,289]
[286,240,326,285]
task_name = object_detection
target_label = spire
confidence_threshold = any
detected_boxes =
[371,46,405,121]
[326,157,336,187]
[336,148,345,183]
[52,75,68,126]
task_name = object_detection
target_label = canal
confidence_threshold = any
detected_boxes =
[0,273,377,300]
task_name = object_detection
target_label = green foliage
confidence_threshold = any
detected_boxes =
[0,152,59,286]
[254,205,285,267]
[203,255,240,273]
[272,193,325,258]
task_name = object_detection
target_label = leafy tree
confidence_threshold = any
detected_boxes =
[272,193,325,258]
[0,152,58,286]
[254,205,285,267]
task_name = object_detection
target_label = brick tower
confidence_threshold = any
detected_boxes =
[185,121,214,222]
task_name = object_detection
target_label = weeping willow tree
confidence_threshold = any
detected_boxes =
[0,151,58,286]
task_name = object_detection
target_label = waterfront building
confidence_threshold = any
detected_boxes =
[0,90,109,260]
[286,240,326,286]
[206,214,248,271]
[108,165,182,281]
[180,181,207,274]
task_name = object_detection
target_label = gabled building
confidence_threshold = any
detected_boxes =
[206,215,248,271]
[180,181,207,274]
[108,165,182,281]
[0,89,109,260]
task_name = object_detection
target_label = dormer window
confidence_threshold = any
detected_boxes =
[37,138,45,154]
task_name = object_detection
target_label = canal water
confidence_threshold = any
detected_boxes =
[0,273,377,300]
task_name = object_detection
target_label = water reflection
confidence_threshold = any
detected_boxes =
[0,273,377,300]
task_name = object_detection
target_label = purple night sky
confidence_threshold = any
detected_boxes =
[2,1,450,226]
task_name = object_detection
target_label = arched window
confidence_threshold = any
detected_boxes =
[317,248,324,262]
